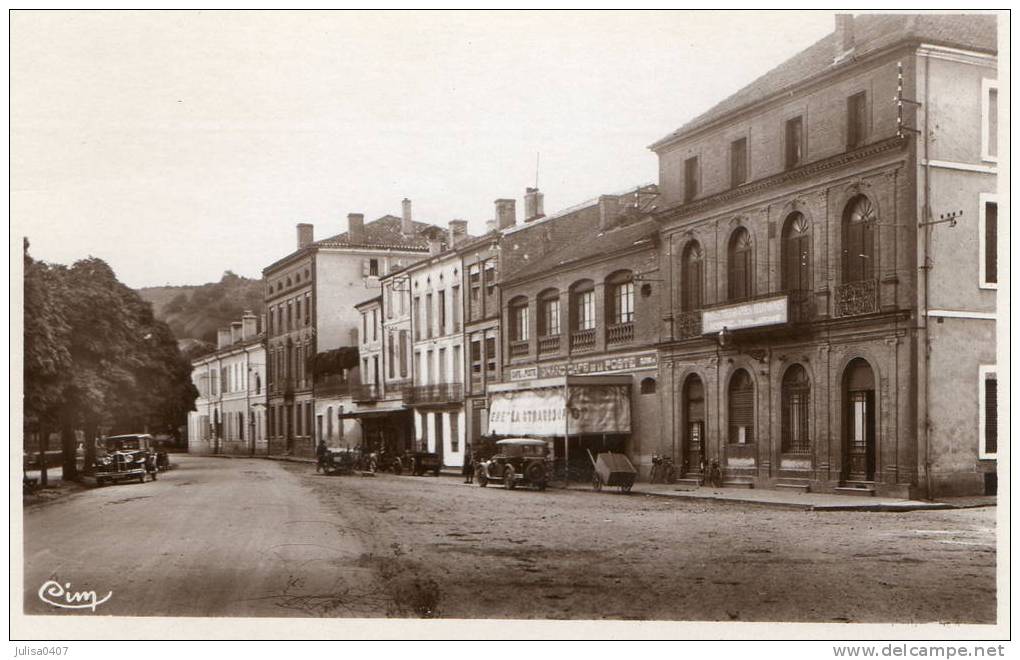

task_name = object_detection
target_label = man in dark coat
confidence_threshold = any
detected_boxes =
[462,444,474,484]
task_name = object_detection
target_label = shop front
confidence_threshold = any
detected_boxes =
[486,375,632,479]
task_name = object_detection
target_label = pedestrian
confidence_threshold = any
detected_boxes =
[462,444,474,484]
[316,439,328,471]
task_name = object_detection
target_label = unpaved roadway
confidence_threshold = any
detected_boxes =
[23,455,996,622]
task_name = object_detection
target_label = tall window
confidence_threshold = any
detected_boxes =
[452,345,462,384]
[681,241,703,312]
[730,137,748,187]
[468,264,482,318]
[369,259,379,276]
[842,195,875,283]
[782,365,810,452]
[438,290,447,336]
[388,332,395,379]
[470,338,482,379]
[484,335,497,378]
[571,281,596,331]
[425,293,434,338]
[361,312,368,345]
[980,196,998,287]
[372,309,378,341]
[728,369,754,444]
[727,227,752,301]
[782,212,811,292]
[982,79,998,161]
[539,289,561,336]
[413,297,421,340]
[399,330,408,378]
[684,156,699,202]
[451,285,461,331]
[438,347,447,383]
[980,366,997,459]
[607,272,635,324]
[785,116,803,169]
[510,297,529,342]
[847,92,867,149]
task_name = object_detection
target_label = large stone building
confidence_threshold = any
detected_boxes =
[649,14,998,497]
[188,312,267,456]
[262,200,449,458]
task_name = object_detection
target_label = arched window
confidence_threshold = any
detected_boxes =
[782,365,810,452]
[570,280,596,332]
[727,228,753,301]
[782,212,811,292]
[537,289,561,337]
[728,369,754,444]
[606,271,635,325]
[640,377,656,394]
[842,195,876,283]
[681,241,704,312]
[508,296,529,342]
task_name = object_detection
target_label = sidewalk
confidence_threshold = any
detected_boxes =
[258,454,996,512]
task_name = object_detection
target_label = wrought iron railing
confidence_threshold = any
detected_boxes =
[675,310,703,339]
[570,328,596,353]
[834,279,879,318]
[403,382,464,405]
[538,335,560,355]
[509,339,530,358]
[606,321,634,346]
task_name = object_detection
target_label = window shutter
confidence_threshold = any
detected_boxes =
[985,377,997,455]
[985,202,997,284]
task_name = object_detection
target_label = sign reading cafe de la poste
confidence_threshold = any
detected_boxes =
[508,351,658,382]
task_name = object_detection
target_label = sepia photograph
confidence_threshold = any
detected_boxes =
[10,8,1007,643]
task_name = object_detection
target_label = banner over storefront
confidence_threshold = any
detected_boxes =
[488,384,631,437]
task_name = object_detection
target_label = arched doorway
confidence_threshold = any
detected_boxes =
[681,374,705,474]
[842,358,876,481]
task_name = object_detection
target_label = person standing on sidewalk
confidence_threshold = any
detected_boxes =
[462,444,474,484]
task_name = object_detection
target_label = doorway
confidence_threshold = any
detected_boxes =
[842,358,876,481]
[682,374,705,474]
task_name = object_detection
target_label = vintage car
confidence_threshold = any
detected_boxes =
[476,438,551,490]
[405,451,442,476]
[94,434,158,485]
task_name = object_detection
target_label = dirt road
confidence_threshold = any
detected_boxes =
[23,455,996,622]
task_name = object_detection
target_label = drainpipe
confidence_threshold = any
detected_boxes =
[921,54,934,500]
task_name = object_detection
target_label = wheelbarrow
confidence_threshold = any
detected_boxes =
[587,449,636,494]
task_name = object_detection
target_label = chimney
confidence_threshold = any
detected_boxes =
[230,321,243,345]
[217,328,231,350]
[348,213,365,244]
[448,219,468,247]
[428,236,443,256]
[598,195,620,231]
[401,198,413,235]
[495,199,516,230]
[524,187,545,222]
[834,14,855,62]
[296,223,314,249]
[241,310,257,340]
[485,219,497,233]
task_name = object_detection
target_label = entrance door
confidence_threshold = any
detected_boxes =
[843,359,876,481]
[434,413,444,463]
[682,375,705,474]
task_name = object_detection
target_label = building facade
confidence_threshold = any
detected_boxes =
[263,200,449,458]
[649,14,998,497]
[188,312,267,456]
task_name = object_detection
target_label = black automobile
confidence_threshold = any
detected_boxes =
[94,434,159,486]
[476,438,551,490]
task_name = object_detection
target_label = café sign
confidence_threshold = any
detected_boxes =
[701,295,789,334]
[509,351,657,382]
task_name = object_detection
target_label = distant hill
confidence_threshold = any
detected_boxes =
[137,271,264,358]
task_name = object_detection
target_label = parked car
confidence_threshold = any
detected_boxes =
[405,451,442,476]
[476,438,551,490]
[94,434,158,486]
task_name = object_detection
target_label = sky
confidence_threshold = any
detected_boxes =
[11,10,836,289]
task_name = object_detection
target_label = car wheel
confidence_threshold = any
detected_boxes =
[475,466,487,487]
[525,462,545,485]
[503,466,516,490]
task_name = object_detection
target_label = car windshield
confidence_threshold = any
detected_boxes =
[106,438,142,451]
[520,445,547,457]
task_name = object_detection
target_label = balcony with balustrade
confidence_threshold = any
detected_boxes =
[538,335,561,356]
[509,339,530,358]
[312,373,352,398]
[350,383,385,403]
[402,382,464,406]
[570,328,596,353]
[606,321,634,347]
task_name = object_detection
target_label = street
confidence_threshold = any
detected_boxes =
[24,455,996,622]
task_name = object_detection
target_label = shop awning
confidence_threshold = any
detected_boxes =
[486,375,632,437]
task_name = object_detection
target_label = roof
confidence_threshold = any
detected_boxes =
[264,214,453,273]
[315,215,449,251]
[504,217,659,284]
[651,13,997,149]
[354,295,383,310]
